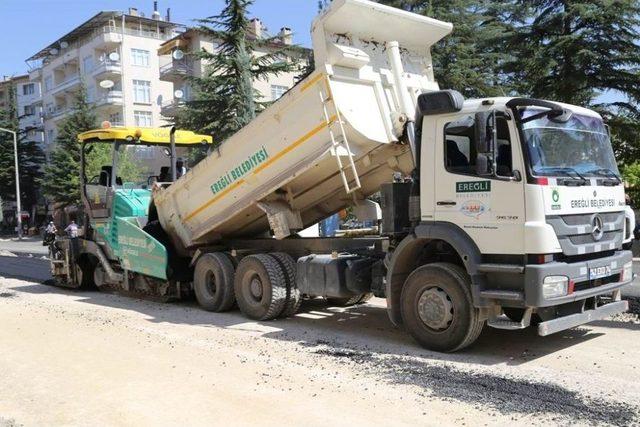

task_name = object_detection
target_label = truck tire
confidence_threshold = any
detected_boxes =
[268,253,302,318]
[234,254,287,320]
[194,253,236,312]
[400,263,484,352]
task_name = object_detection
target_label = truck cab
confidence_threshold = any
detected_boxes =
[383,92,634,349]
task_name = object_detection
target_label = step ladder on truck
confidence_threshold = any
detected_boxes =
[50,0,635,352]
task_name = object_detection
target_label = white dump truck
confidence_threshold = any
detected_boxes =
[52,0,635,352]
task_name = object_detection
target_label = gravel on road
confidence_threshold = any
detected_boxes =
[0,273,639,426]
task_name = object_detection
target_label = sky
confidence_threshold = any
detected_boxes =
[0,0,320,77]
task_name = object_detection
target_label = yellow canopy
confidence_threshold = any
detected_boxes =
[78,127,213,146]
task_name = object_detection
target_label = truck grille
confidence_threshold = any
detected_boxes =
[547,212,624,256]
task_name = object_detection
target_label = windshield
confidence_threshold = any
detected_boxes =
[519,108,619,178]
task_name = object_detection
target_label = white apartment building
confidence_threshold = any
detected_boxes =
[26,7,184,153]
[157,19,311,118]
[0,75,44,144]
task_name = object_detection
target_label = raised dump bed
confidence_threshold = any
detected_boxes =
[153,0,452,253]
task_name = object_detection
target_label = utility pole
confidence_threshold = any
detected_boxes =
[0,127,22,240]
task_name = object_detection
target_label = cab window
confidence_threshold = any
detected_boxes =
[444,114,513,177]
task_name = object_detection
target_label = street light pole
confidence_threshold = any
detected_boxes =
[0,127,22,240]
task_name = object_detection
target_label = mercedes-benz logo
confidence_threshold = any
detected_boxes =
[592,214,604,241]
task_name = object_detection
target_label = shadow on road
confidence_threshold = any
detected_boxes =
[9,279,615,368]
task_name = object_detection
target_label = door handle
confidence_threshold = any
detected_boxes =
[437,201,457,206]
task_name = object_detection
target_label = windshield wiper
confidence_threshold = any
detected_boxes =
[586,168,622,184]
[539,167,589,185]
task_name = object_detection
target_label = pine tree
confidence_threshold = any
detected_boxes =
[175,0,302,142]
[41,86,97,208]
[493,0,640,108]
[0,82,45,214]
[376,0,510,97]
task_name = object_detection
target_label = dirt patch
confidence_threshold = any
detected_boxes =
[314,345,639,426]
[0,292,15,298]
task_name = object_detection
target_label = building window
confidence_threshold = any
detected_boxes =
[44,76,53,92]
[24,105,35,116]
[132,80,151,104]
[22,84,35,96]
[134,110,153,127]
[271,85,288,100]
[109,113,122,126]
[131,48,150,67]
[47,129,55,144]
[83,55,94,72]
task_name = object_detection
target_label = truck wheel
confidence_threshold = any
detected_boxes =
[401,263,484,352]
[194,253,236,312]
[268,253,302,318]
[234,254,287,320]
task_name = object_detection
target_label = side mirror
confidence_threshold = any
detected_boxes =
[474,111,494,154]
[476,154,493,176]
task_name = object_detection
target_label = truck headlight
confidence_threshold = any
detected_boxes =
[543,275,569,298]
[621,261,633,283]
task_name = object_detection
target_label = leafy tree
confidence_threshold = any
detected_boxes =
[0,82,45,214]
[377,0,510,97]
[175,0,302,142]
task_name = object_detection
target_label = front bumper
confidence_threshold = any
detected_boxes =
[538,300,628,336]
[524,250,633,307]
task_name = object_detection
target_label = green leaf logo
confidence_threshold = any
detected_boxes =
[552,189,560,203]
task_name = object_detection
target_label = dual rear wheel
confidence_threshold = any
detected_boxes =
[193,252,302,320]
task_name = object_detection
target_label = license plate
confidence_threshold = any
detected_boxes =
[589,265,611,280]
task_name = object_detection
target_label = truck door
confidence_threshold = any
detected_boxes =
[433,112,526,255]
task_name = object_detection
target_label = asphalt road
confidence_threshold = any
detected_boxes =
[0,258,639,426]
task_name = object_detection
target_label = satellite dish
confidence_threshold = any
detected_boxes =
[174,89,184,99]
[60,41,69,49]
[50,48,59,55]
[99,80,115,89]
[172,49,184,60]
[108,52,120,62]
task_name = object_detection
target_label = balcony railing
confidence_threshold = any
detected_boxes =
[159,60,193,82]
[92,59,122,76]
[51,74,80,94]
[160,99,187,117]
[94,90,124,106]
[124,27,173,40]
[44,105,70,120]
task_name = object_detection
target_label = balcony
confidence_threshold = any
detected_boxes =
[124,27,173,41]
[94,91,124,107]
[159,60,193,82]
[160,99,185,117]
[43,105,70,120]
[29,68,42,81]
[91,26,123,47]
[92,59,122,78]
[51,74,81,95]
